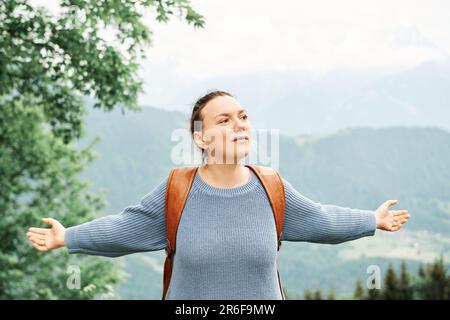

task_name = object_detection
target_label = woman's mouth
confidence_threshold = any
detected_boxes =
[232,136,249,142]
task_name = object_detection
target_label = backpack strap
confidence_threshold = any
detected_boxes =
[245,164,285,250]
[162,166,198,300]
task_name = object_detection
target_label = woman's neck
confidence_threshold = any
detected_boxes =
[198,163,250,188]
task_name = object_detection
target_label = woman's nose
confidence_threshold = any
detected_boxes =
[233,118,246,131]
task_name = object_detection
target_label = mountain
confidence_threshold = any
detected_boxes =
[279,126,450,233]
[79,106,450,299]
[263,60,450,135]
[144,69,317,115]
[139,57,450,136]
[79,106,187,212]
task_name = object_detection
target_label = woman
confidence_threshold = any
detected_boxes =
[27,90,410,300]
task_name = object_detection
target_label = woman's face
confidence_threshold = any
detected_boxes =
[193,95,253,164]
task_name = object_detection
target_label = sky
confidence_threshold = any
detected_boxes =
[142,0,449,77]
[30,0,450,109]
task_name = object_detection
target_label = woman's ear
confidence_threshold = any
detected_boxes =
[193,131,207,151]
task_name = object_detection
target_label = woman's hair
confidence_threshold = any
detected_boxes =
[190,90,234,160]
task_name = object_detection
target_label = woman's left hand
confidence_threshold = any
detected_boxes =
[375,200,410,232]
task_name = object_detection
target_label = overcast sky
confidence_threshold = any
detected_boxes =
[143,0,449,77]
[31,0,450,108]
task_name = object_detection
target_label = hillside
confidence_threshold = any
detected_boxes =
[79,106,450,298]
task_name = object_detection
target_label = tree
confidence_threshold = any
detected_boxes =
[353,278,365,300]
[327,287,336,300]
[366,286,381,300]
[350,258,449,300]
[0,0,204,299]
[418,263,426,278]
[398,261,413,299]
[313,288,323,300]
[382,264,400,300]
[303,288,314,300]
[419,255,449,299]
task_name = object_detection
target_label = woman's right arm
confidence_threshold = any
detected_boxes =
[27,177,168,257]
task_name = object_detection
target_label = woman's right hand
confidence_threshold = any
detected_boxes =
[27,218,66,251]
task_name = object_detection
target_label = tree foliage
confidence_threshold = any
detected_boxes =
[0,0,204,299]
[352,257,449,300]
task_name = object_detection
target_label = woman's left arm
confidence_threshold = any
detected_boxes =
[280,178,410,244]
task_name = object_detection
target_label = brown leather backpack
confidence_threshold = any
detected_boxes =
[162,164,286,300]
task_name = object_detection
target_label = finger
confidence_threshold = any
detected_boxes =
[385,200,398,207]
[28,227,47,235]
[393,216,408,223]
[32,237,46,246]
[27,230,46,238]
[389,210,410,221]
[29,236,45,246]
[30,235,45,243]
[28,233,45,241]
[396,214,410,222]
[31,241,48,252]
[42,218,55,226]
[393,210,409,217]
[390,224,401,232]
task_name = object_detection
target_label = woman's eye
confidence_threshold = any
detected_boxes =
[219,119,228,124]
[241,114,248,120]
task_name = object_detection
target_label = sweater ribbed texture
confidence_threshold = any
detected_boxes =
[65,169,376,299]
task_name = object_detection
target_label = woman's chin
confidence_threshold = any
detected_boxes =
[235,149,250,162]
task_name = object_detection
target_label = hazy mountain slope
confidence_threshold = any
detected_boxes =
[79,106,450,298]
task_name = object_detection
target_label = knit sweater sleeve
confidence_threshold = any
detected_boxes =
[64,177,168,257]
[280,178,377,244]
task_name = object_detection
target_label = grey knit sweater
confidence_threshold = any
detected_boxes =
[65,169,377,300]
